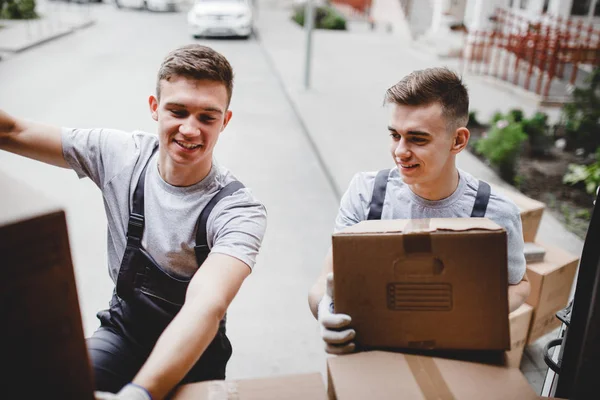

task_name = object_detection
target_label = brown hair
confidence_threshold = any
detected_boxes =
[156,44,234,106]
[384,67,469,130]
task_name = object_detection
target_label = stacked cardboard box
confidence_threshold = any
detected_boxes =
[1,172,95,399]
[327,351,539,400]
[496,186,580,344]
[506,303,534,368]
[525,243,579,343]
[172,373,328,400]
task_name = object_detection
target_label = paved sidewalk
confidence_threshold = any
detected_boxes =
[254,4,585,394]
[0,0,94,57]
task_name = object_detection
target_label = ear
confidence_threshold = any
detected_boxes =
[149,95,159,121]
[450,127,470,154]
[220,110,233,132]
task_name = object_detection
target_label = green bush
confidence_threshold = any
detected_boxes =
[467,111,482,128]
[490,111,504,124]
[292,4,347,30]
[508,108,524,123]
[563,148,600,195]
[521,111,552,156]
[475,119,527,183]
[561,67,600,154]
[1,0,37,19]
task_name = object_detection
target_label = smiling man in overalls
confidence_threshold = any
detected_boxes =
[307,67,531,355]
[0,44,267,400]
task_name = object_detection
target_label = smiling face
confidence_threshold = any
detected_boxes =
[388,102,469,200]
[149,76,232,186]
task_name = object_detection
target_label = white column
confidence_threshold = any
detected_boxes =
[430,0,452,35]
[548,0,574,17]
[470,0,507,31]
[527,0,546,14]
[589,0,599,22]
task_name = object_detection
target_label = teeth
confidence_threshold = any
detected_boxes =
[176,140,201,150]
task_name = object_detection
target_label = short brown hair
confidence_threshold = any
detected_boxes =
[384,67,469,130]
[156,44,234,106]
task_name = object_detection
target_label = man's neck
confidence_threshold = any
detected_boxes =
[409,167,460,201]
[158,158,212,187]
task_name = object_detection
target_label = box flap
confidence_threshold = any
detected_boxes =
[335,218,503,235]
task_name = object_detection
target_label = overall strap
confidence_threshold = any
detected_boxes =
[126,146,158,245]
[471,180,491,218]
[367,169,391,220]
[194,181,245,265]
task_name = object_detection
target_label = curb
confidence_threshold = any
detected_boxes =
[0,19,95,57]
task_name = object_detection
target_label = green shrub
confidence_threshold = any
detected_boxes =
[508,108,524,123]
[475,119,527,183]
[291,4,347,30]
[490,111,504,124]
[522,111,552,156]
[467,111,482,128]
[563,148,600,195]
[561,67,600,154]
[1,0,37,19]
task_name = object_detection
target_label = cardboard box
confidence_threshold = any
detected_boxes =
[327,351,539,400]
[0,172,95,398]
[333,218,510,351]
[526,243,579,343]
[493,185,545,243]
[506,303,533,368]
[172,373,328,400]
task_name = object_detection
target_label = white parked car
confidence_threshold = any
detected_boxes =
[115,0,183,12]
[187,0,254,39]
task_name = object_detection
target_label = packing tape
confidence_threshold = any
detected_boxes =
[405,354,455,400]
[404,219,432,233]
[404,219,432,254]
[207,381,240,400]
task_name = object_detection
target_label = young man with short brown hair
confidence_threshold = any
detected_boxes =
[0,44,267,400]
[308,67,530,355]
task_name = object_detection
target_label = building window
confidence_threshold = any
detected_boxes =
[543,0,549,13]
[520,0,528,9]
[571,0,594,16]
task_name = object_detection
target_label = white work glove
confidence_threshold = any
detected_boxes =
[317,272,356,354]
[95,383,152,400]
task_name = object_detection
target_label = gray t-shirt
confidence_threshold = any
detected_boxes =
[334,168,526,284]
[62,128,267,282]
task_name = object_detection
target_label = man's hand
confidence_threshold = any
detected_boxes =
[95,383,152,400]
[318,273,356,354]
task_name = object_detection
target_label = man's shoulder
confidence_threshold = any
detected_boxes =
[487,186,521,221]
[212,164,266,210]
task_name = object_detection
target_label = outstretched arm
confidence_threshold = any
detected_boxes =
[132,253,250,400]
[0,109,69,168]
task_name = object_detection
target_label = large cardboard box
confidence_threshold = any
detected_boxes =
[333,218,510,351]
[526,242,579,343]
[506,303,534,368]
[0,172,95,398]
[172,373,328,400]
[493,185,545,243]
[327,351,539,400]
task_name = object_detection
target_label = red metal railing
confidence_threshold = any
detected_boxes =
[462,8,600,100]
